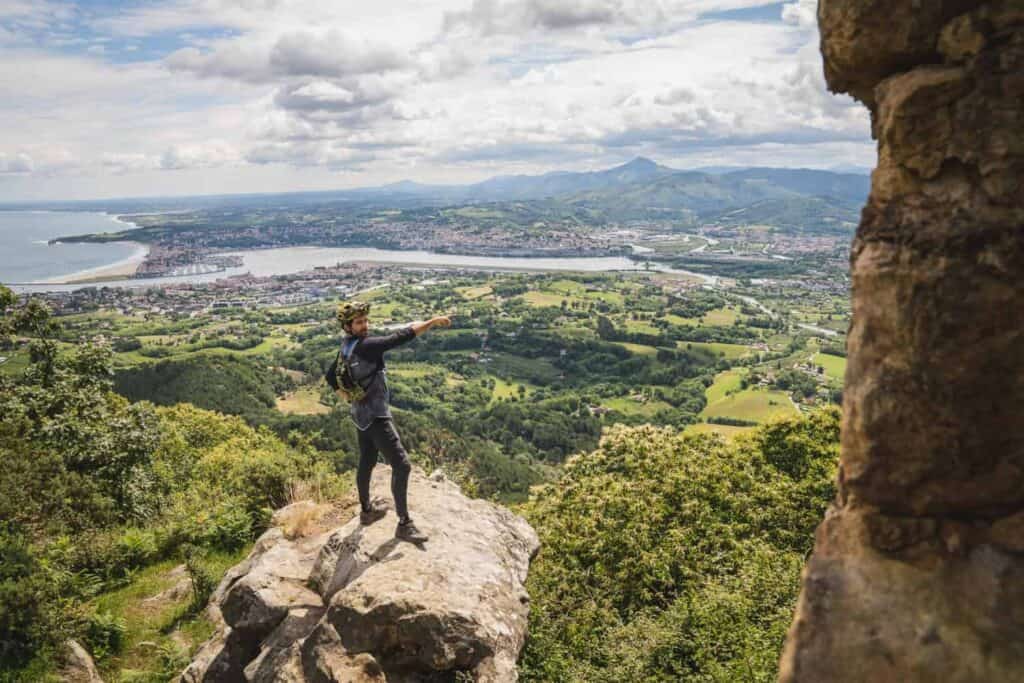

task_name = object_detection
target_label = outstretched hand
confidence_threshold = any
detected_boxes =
[432,315,452,328]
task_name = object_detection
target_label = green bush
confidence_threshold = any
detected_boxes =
[519,410,840,682]
[183,546,218,616]
[82,610,126,661]
[0,286,351,675]
[114,528,159,569]
[0,524,45,668]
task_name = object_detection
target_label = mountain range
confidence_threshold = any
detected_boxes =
[365,157,869,205]
[321,157,869,232]
[0,158,869,233]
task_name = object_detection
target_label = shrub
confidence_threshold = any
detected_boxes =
[0,524,45,668]
[82,610,126,661]
[114,528,159,569]
[519,410,840,682]
[183,546,217,616]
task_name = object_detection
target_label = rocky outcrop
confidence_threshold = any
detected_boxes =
[780,2,1024,681]
[180,468,539,682]
[60,640,104,683]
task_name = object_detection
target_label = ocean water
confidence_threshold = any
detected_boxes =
[0,211,143,284]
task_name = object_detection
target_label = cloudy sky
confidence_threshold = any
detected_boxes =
[0,0,873,201]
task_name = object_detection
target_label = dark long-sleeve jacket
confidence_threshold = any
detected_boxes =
[342,325,416,430]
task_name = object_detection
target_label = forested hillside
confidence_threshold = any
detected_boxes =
[1,275,842,681]
[0,285,349,680]
[520,410,839,682]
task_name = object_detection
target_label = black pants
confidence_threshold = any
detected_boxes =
[357,417,412,521]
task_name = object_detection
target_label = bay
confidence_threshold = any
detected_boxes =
[0,211,145,284]
[9,240,718,295]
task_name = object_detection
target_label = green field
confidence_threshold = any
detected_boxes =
[0,351,29,376]
[701,307,740,326]
[389,362,438,378]
[486,352,561,384]
[622,318,661,335]
[663,313,701,326]
[547,279,587,295]
[523,281,624,309]
[705,369,746,404]
[550,279,626,305]
[601,396,674,417]
[491,377,535,402]
[701,388,799,423]
[276,385,330,415]
[457,285,493,300]
[679,341,752,360]
[812,353,847,380]
[683,422,753,439]
[523,291,571,308]
[613,341,659,357]
[115,334,296,366]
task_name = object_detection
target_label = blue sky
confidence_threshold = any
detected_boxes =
[0,0,872,200]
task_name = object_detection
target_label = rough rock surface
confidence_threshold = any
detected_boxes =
[180,467,539,682]
[60,640,104,683]
[780,2,1024,681]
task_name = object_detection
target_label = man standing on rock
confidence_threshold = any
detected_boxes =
[336,300,451,544]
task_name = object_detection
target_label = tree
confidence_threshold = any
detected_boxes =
[520,409,840,682]
[596,315,616,340]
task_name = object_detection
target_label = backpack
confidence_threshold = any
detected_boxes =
[325,337,371,403]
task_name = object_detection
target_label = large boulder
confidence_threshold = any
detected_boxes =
[780,2,1024,681]
[181,467,539,682]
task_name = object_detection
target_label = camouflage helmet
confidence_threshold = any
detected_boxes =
[337,300,371,327]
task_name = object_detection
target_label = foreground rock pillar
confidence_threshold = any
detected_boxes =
[780,2,1024,681]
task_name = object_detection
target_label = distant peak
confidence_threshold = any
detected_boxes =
[622,156,658,169]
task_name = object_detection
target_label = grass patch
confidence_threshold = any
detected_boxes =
[683,422,753,439]
[701,307,740,326]
[705,369,746,405]
[547,279,587,295]
[612,341,659,357]
[601,396,674,417]
[92,549,247,681]
[389,362,440,378]
[663,313,701,326]
[485,352,561,385]
[523,291,571,308]
[0,350,30,376]
[276,385,331,415]
[812,352,847,381]
[491,377,535,402]
[622,319,661,335]
[457,285,493,300]
[700,388,798,423]
[678,341,752,360]
[275,322,314,333]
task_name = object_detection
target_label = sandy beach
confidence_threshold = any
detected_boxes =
[41,241,150,284]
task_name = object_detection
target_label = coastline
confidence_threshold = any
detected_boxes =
[39,241,150,284]
[10,243,717,292]
[35,212,148,284]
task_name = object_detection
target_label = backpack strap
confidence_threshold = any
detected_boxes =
[342,336,360,360]
[341,337,376,390]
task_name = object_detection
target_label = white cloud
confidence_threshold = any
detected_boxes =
[167,28,413,84]
[101,152,159,174]
[0,0,872,199]
[160,141,241,170]
[0,151,33,174]
[782,0,816,29]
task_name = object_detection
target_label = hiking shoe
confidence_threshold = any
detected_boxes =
[395,519,428,543]
[359,501,388,525]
